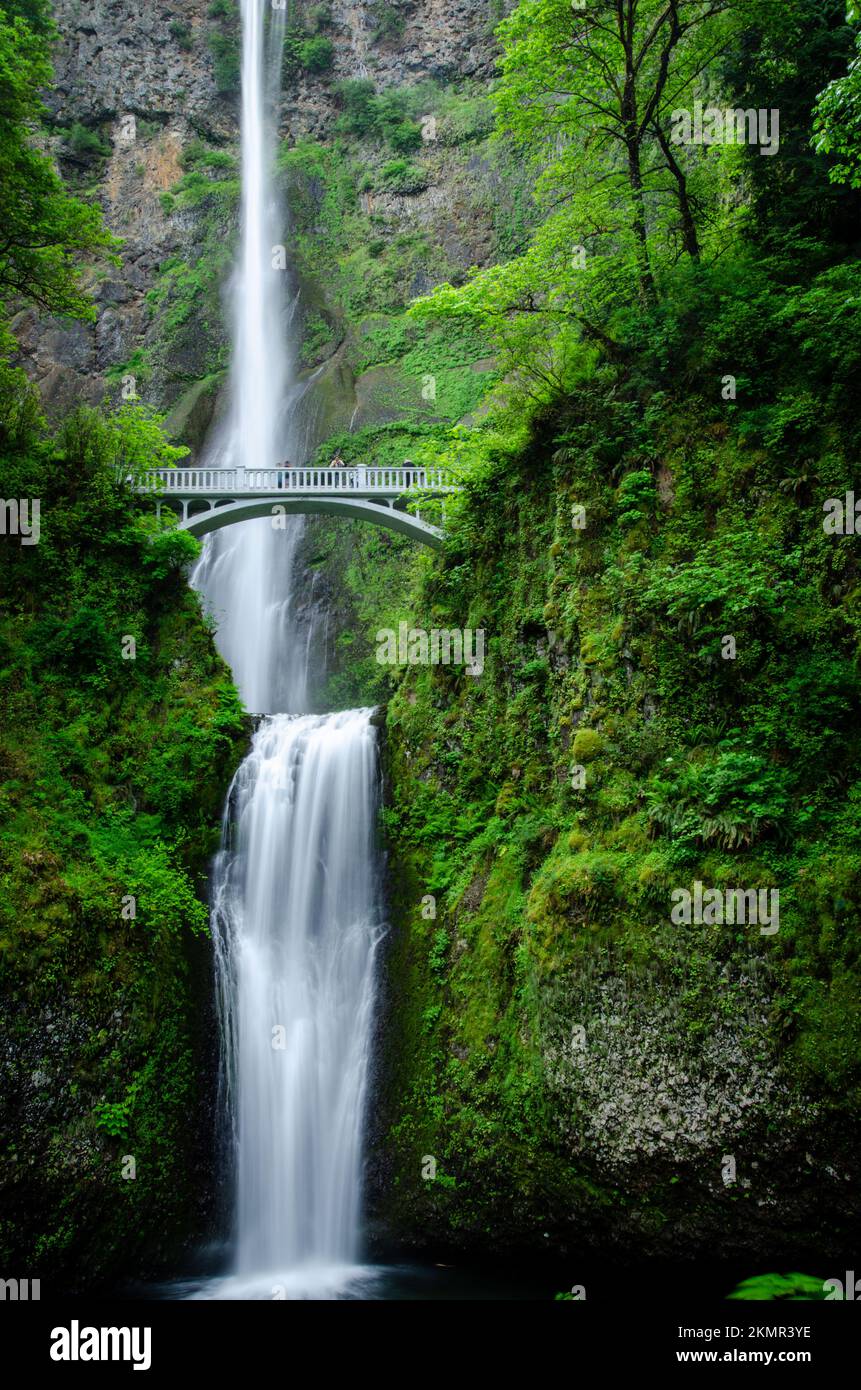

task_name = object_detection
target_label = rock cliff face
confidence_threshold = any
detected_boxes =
[49,0,229,125]
[18,0,225,415]
[21,0,504,440]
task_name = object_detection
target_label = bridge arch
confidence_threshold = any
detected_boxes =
[135,464,458,552]
[174,495,445,549]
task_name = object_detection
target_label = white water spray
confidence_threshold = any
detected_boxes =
[191,0,315,715]
[191,0,383,1298]
[211,713,383,1293]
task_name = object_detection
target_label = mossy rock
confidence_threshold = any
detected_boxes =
[571,728,605,763]
[580,633,602,664]
[163,374,225,452]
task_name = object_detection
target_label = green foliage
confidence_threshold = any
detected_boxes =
[300,35,334,73]
[411,0,745,376]
[815,28,861,185]
[208,32,240,94]
[379,158,427,194]
[387,119,423,154]
[308,3,333,31]
[145,250,233,365]
[727,1273,830,1301]
[5,0,860,1281]
[616,469,656,530]
[207,1,240,94]
[0,395,246,1282]
[371,2,405,44]
[0,9,117,318]
[334,79,381,136]
[169,19,193,50]
[723,0,860,254]
[645,749,793,850]
[333,79,425,153]
[180,139,236,175]
[283,23,335,82]
[369,115,861,1238]
[0,2,54,36]
[65,121,111,160]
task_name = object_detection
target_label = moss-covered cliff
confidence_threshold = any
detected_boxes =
[0,390,247,1288]
[363,362,861,1260]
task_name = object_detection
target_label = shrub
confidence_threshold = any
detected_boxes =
[308,3,333,30]
[645,749,793,850]
[208,31,240,93]
[616,469,656,529]
[300,36,335,73]
[66,122,110,160]
[372,2,405,43]
[207,1,240,94]
[572,729,605,763]
[335,78,379,137]
[140,529,201,581]
[169,20,193,50]
[380,158,427,194]
[388,119,423,154]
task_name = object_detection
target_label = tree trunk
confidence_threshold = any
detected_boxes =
[626,134,657,306]
[654,122,701,260]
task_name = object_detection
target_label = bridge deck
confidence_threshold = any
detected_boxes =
[136,465,460,500]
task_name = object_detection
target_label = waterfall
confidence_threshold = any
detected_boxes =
[211,713,384,1296]
[189,0,384,1299]
[191,0,317,715]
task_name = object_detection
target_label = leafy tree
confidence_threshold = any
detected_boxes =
[0,9,116,320]
[814,11,861,188]
[493,0,735,304]
[411,0,739,391]
[58,402,189,486]
[0,0,53,34]
[207,0,240,94]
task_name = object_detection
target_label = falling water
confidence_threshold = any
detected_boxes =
[210,713,384,1297]
[191,0,317,715]
[188,0,384,1299]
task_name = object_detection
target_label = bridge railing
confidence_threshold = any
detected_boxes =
[135,465,460,494]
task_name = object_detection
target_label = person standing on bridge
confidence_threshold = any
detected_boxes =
[277,459,292,488]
